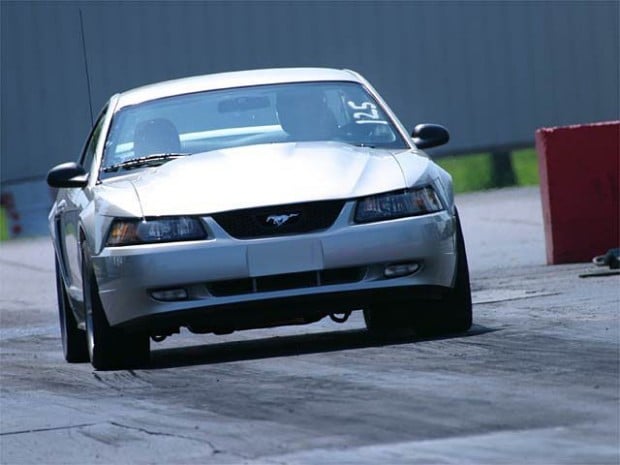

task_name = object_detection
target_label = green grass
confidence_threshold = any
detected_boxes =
[511,148,540,186]
[435,147,539,194]
[0,208,8,241]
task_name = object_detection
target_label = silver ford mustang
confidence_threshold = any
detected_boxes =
[47,68,472,369]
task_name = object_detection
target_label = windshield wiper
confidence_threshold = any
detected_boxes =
[102,153,191,173]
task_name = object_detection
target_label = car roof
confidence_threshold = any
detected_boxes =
[115,68,363,109]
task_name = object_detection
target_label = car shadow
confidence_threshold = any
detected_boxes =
[146,323,498,370]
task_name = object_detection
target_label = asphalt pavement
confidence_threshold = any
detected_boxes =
[0,186,618,464]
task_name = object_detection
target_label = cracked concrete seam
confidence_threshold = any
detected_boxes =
[0,423,98,436]
[2,421,225,457]
[108,422,221,453]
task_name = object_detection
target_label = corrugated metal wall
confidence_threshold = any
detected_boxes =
[1,1,618,181]
[1,1,619,181]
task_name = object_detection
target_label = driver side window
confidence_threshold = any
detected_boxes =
[79,110,106,170]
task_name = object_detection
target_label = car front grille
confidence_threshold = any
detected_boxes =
[207,267,366,297]
[211,199,345,239]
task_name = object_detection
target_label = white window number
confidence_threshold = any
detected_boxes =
[347,101,379,122]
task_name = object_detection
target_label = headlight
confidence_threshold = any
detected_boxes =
[106,217,207,246]
[355,186,443,223]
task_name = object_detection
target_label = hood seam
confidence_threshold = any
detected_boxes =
[128,180,146,219]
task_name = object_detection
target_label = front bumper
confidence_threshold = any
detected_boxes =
[92,207,457,328]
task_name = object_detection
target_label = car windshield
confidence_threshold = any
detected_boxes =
[101,81,408,172]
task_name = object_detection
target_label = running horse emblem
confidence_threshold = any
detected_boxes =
[266,213,300,227]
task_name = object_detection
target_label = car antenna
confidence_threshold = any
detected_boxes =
[78,8,94,126]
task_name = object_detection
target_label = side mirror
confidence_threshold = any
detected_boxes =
[47,162,88,188]
[411,124,450,149]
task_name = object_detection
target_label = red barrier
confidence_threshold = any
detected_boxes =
[536,121,620,264]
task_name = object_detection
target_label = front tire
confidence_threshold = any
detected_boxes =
[82,243,150,370]
[412,210,472,335]
[362,307,404,334]
[55,258,89,363]
[363,209,473,336]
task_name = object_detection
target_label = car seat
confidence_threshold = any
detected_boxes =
[133,118,181,157]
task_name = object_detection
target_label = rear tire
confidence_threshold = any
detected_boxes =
[82,243,150,370]
[55,258,89,363]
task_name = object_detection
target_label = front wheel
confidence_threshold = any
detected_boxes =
[55,258,89,363]
[82,243,149,370]
[362,307,408,334]
[412,210,472,335]
[363,210,472,336]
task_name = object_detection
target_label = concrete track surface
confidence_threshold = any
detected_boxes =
[1,187,618,464]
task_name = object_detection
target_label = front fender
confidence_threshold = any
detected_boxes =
[392,150,454,212]
[79,181,143,254]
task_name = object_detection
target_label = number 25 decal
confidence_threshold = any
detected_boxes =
[347,101,379,121]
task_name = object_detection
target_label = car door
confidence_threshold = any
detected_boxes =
[56,111,106,301]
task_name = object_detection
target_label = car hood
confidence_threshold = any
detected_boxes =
[106,142,430,216]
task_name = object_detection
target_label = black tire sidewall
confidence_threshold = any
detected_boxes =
[420,210,472,334]
[364,209,473,336]
[81,242,149,370]
[55,258,88,362]
[82,242,121,370]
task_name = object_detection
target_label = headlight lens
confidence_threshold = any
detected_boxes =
[355,186,443,223]
[106,217,207,246]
